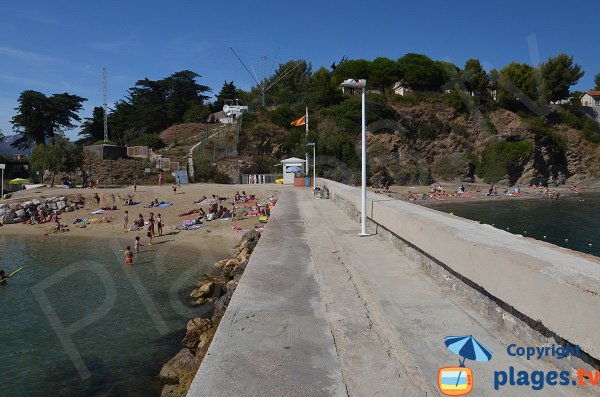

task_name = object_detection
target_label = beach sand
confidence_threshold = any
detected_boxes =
[0,183,282,248]
[368,182,593,206]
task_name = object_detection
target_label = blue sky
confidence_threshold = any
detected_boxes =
[0,0,598,141]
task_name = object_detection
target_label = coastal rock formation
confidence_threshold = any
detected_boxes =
[159,229,263,397]
[0,196,83,224]
[159,348,201,385]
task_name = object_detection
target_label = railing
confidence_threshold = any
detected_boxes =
[239,174,280,184]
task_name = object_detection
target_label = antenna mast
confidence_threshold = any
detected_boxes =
[102,68,108,144]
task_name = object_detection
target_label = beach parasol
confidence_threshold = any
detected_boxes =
[8,178,31,184]
[444,335,493,387]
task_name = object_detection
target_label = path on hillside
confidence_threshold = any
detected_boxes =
[188,189,590,397]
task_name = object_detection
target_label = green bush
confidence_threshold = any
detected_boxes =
[528,117,566,152]
[324,94,398,134]
[476,140,533,184]
[268,106,297,129]
[432,152,468,180]
[581,118,600,143]
[131,133,166,150]
[417,117,451,140]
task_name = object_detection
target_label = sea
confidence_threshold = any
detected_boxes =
[0,234,229,397]
[433,193,600,257]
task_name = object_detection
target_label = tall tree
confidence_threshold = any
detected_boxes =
[397,54,448,91]
[309,67,342,107]
[491,63,537,110]
[540,54,584,102]
[369,57,402,93]
[331,59,371,84]
[595,73,600,90]
[30,136,82,186]
[254,60,312,106]
[80,106,105,141]
[11,90,86,149]
[463,59,490,95]
[213,81,238,110]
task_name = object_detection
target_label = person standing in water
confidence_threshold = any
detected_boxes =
[124,210,129,230]
[135,236,142,253]
[124,246,133,265]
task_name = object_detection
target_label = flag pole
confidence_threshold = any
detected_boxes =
[305,107,309,180]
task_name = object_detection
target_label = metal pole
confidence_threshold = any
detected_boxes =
[313,144,316,190]
[305,107,309,177]
[1,167,4,200]
[360,81,368,236]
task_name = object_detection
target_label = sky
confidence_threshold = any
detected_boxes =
[0,0,598,141]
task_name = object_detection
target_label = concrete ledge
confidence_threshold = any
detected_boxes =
[187,191,346,396]
[321,179,600,361]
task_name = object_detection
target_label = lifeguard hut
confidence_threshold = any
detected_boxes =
[280,157,307,185]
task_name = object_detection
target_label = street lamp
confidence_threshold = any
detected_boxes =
[306,142,316,192]
[340,79,368,236]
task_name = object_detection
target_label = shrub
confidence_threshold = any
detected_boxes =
[581,118,600,144]
[131,133,166,150]
[432,152,468,180]
[417,117,451,140]
[476,140,533,184]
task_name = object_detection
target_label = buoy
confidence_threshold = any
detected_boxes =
[524,230,527,234]
[506,227,510,230]
[565,239,569,242]
[543,235,547,239]
[589,243,593,247]
[449,212,454,215]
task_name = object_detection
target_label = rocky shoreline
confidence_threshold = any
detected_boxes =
[158,230,262,397]
[0,195,84,225]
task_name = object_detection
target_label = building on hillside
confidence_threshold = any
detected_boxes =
[339,79,379,95]
[581,91,600,107]
[207,104,248,124]
[393,80,412,96]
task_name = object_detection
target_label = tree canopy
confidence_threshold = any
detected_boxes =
[463,59,489,95]
[540,54,584,102]
[595,73,600,90]
[397,53,449,90]
[79,106,105,141]
[11,90,86,149]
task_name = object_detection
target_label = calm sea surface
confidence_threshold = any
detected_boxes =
[433,193,600,257]
[0,234,229,397]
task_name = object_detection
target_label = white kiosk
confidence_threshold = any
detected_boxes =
[280,157,307,185]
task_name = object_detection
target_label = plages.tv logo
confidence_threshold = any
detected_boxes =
[438,335,493,396]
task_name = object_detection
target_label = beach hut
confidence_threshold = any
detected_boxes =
[280,157,307,185]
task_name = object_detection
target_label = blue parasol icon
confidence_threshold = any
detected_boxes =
[444,335,493,388]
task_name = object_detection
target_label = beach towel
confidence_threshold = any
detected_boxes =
[157,202,173,208]
[90,209,105,215]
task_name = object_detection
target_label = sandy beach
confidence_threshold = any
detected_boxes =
[0,183,281,248]
[368,182,595,206]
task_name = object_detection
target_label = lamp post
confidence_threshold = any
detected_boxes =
[0,163,5,200]
[307,142,316,191]
[340,79,368,236]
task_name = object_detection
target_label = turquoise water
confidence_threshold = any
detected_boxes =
[0,234,229,397]
[433,193,600,257]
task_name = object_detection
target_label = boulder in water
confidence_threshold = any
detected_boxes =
[158,348,200,385]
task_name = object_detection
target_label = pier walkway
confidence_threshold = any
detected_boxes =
[187,188,597,396]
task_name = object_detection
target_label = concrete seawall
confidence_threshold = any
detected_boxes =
[321,179,600,362]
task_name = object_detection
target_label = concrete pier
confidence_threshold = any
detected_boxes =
[187,184,599,396]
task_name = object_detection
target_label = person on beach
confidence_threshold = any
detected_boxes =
[133,178,137,192]
[176,176,181,186]
[172,184,177,194]
[124,210,129,230]
[147,230,153,245]
[148,212,155,236]
[158,172,163,186]
[0,270,7,286]
[124,246,133,265]
[135,236,142,253]
[157,214,163,236]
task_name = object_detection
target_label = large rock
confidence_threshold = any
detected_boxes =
[190,281,216,299]
[56,201,67,210]
[31,199,41,206]
[14,209,26,219]
[159,348,200,385]
[181,317,213,350]
[0,211,16,224]
[48,202,58,210]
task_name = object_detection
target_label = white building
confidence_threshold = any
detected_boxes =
[280,157,307,185]
[581,91,600,107]
[393,80,412,96]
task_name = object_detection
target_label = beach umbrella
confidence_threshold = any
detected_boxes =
[8,178,31,184]
[445,335,493,366]
[444,335,493,388]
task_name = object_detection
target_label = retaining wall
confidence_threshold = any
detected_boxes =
[321,179,600,362]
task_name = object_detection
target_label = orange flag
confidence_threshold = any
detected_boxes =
[290,115,306,126]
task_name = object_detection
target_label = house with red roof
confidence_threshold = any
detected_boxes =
[581,90,600,107]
